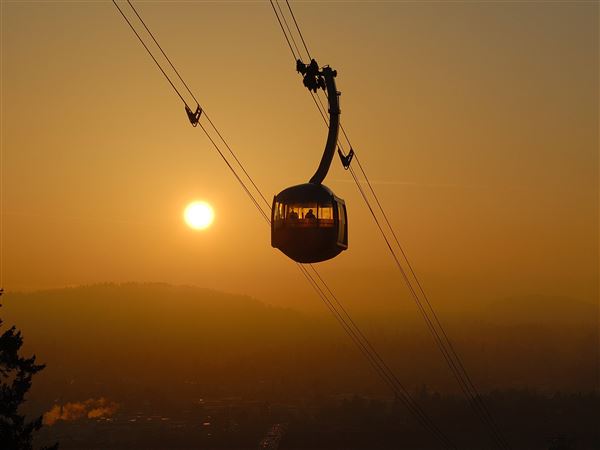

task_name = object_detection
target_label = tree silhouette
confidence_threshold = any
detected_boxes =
[0,289,57,450]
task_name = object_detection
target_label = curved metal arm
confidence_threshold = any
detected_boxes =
[309,67,340,185]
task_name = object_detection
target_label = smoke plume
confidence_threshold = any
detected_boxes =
[44,398,119,425]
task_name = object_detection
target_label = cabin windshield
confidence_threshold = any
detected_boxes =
[274,201,335,227]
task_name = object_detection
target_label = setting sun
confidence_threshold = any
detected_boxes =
[183,201,214,230]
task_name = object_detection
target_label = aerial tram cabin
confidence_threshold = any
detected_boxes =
[272,183,347,263]
[271,61,352,264]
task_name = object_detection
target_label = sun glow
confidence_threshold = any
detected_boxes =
[184,201,214,230]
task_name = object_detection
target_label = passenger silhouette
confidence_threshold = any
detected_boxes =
[288,210,298,219]
[305,209,316,220]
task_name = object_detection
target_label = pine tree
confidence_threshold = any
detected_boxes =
[0,289,58,450]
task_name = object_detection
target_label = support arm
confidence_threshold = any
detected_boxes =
[297,60,340,185]
[309,67,340,185]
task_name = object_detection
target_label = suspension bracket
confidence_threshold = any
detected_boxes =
[338,147,354,170]
[185,104,202,127]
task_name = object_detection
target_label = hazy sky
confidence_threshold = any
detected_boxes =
[1,0,597,315]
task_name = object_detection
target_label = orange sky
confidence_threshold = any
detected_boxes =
[1,1,597,315]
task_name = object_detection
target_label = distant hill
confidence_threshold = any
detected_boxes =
[3,284,362,408]
[1,283,596,412]
[3,284,327,386]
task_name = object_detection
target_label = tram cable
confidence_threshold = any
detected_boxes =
[284,0,312,61]
[112,0,187,106]
[345,133,511,450]
[125,0,195,107]
[271,2,511,449]
[326,100,507,450]
[340,71,510,450]
[298,264,457,450]
[312,53,508,450]
[198,121,271,225]
[269,0,298,64]
[123,0,270,209]
[306,80,509,450]
[113,0,269,225]
[274,0,303,62]
[112,2,459,447]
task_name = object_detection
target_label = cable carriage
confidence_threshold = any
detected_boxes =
[271,60,352,263]
[272,183,347,263]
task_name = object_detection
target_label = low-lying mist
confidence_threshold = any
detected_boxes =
[3,283,596,414]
